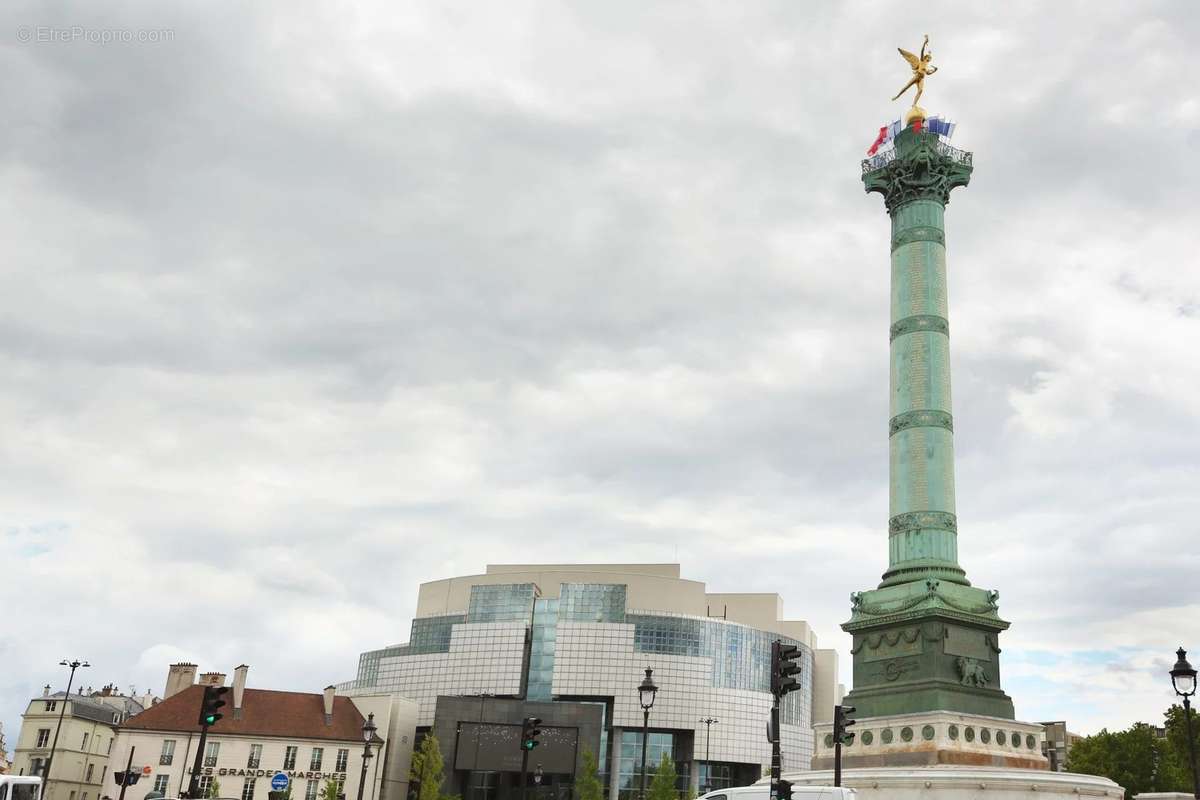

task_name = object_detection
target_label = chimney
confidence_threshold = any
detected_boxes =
[232,665,249,720]
[164,663,198,699]
[43,685,50,697]
[198,672,227,688]
[323,686,336,725]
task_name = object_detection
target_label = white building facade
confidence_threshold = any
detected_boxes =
[10,689,141,800]
[113,665,417,800]
[340,564,842,800]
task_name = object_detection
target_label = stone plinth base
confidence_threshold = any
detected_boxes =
[779,766,1123,800]
[812,711,1049,770]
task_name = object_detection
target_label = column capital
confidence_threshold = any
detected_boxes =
[862,128,973,213]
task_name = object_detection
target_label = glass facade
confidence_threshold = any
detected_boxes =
[527,598,559,701]
[559,584,627,623]
[616,731,689,800]
[628,612,809,726]
[466,584,537,623]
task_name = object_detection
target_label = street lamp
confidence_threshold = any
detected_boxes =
[698,718,718,793]
[356,713,378,800]
[1170,647,1199,799]
[43,659,90,799]
[637,668,658,800]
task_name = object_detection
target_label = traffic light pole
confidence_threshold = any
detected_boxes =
[187,725,210,799]
[519,747,529,800]
[117,748,136,800]
[833,729,842,789]
[769,698,781,800]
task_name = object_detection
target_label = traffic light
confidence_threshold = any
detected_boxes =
[520,717,542,751]
[833,704,857,745]
[770,640,802,698]
[113,771,141,787]
[199,685,230,727]
[776,780,793,800]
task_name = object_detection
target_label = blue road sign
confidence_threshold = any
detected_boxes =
[271,773,290,792]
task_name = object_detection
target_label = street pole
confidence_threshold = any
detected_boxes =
[356,742,373,800]
[769,700,780,800]
[833,732,841,790]
[698,718,717,793]
[1183,695,1199,800]
[639,709,650,800]
[520,746,530,800]
[117,748,135,800]
[43,659,89,800]
[187,724,211,799]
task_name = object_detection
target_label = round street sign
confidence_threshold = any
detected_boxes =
[143,766,153,776]
[271,773,290,792]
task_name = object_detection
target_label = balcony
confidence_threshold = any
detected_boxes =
[160,755,174,766]
[247,758,260,769]
[204,757,218,767]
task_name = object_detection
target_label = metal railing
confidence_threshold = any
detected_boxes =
[861,136,973,175]
[159,755,173,765]
[247,758,260,769]
[204,757,218,767]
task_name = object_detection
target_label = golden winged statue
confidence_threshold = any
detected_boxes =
[892,34,938,106]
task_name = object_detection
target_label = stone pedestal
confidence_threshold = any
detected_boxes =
[812,711,1047,770]
[781,766,1123,800]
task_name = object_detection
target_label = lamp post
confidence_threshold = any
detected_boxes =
[1170,648,1199,799]
[43,658,90,800]
[697,718,718,793]
[637,668,658,800]
[356,713,378,800]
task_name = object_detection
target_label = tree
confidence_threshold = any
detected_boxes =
[646,753,678,800]
[576,749,604,800]
[1067,721,1180,799]
[206,780,222,800]
[320,778,341,800]
[410,734,447,800]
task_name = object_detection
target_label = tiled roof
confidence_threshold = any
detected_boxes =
[120,686,366,742]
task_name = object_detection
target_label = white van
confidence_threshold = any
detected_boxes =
[698,783,856,800]
[0,776,42,800]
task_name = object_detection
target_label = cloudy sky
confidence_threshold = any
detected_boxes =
[2,0,1199,747]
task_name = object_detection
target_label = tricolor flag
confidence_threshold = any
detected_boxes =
[867,119,903,155]
[926,116,956,139]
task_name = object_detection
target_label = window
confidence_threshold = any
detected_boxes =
[304,781,318,800]
[107,738,113,754]
[154,776,171,795]
[309,748,323,771]
[36,729,51,748]
[82,793,88,800]
[198,776,214,797]
[248,743,262,768]
[161,740,176,765]
[283,746,298,770]
[335,749,348,772]
[205,741,220,767]
[46,701,57,712]
[82,733,90,750]
[102,767,108,784]
[241,777,256,800]
[68,792,75,800]
[86,764,95,782]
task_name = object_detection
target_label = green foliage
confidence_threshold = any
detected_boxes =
[1066,708,1200,799]
[646,753,679,800]
[410,734,448,800]
[320,778,341,800]
[576,749,604,800]
[206,780,222,800]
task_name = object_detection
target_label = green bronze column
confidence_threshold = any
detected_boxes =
[878,130,969,588]
[838,120,1015,722]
